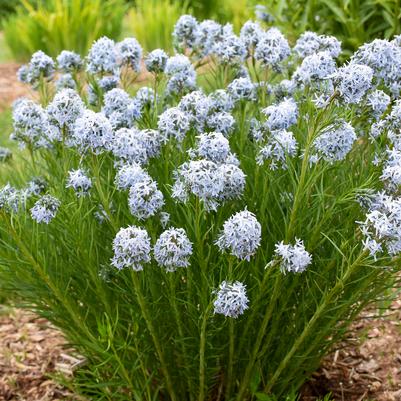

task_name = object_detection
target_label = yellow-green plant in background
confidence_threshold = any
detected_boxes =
[127,0,188,53]
[213,0,253,32]
[3,0,127,61]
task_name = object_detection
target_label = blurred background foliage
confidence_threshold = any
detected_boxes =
[0,0,400,60]
[2,0,127,60]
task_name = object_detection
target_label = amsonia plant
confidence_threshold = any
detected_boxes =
[0,14,400,401]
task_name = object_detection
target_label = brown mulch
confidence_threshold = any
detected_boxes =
[0,306,83,401]
[302,299,401,401]
[0,63,28,111]
[1,304,401,401]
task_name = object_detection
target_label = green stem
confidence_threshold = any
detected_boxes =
[131,272,177,401]
[236,273,282,401]
[91,154,119,232]
[238,101,248,154]
[195,198,208,306]
[198,303,212,401]
[225,257,235,400]
[236,265,273,358]
[168,274,195,401]
[285,145,310,242]
[264,251,367,393]
[6,216,95,342]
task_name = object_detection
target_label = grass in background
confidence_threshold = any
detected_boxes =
[0,108,13,147]
[0,33,13,63]
[3,0,127,61]
[127,0,188,53]
[263,0,401,53]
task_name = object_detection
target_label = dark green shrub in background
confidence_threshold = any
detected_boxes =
[3,0,127,61]
[263,0,401,53]
[0,0,20,26]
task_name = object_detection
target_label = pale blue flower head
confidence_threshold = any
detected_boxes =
[213,33,247,64]
[145,49,168,73]
[262,98,298,131]
[358,194,401,258]
[135,87,156,108]
[72,110,114,153]
[17,65,29,83]
[335,63,373,104]
[158,107,191,143]
[206,111,235,137]
[0,184,22,213]
[165,54,192,75]
[274,239,312,273]
[114,162,151,190]
[178,91,212,130]
[227,77,256,102]
[57,50,83,72]
[196,132,230,163]
[47,88,84,131]
[137,129,163,159]
[154,227,193,271]
[12,99,54,147]
[173,14,199,51]
[257,130,298,170]
[367,90,390,120]
[26,177,47,197]
[381,149,401,190]
[293,51,336,84]
[172,159,224,210]
[30,195,60,224]
[294,32,341,58]
[102,88,141,129]
[165,55,197,95]
[66,168,92,197]
[166,73,197,96]
[351,39,401,94]
[86,37,118,75]
[311,121,357,163]
[213,281,249,318]
[128,179,164,220]
[112,128,148,165]
[216,209,262,260]
[240,20,263,52]
[255,28,290,69]
[208,89,235,113]
[218,163,246,201]
[111,226,151,271]
[55,73,77,91]
[27,51,55,84]
[195,19,222,57]
[118,37,142,72]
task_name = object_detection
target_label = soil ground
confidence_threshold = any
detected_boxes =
[1,302,401,401]
[0,63,29,112]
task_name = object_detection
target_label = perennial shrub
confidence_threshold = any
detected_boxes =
[0,14,401,401]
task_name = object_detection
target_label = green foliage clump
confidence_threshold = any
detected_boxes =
[1,16,401,401]
[265,0,401,53]
[3,0,127,61]
[127,0,188,52]
[187,0,253,30]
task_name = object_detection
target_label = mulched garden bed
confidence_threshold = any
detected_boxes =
[1,302,401,401]
[0,306,82,401]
